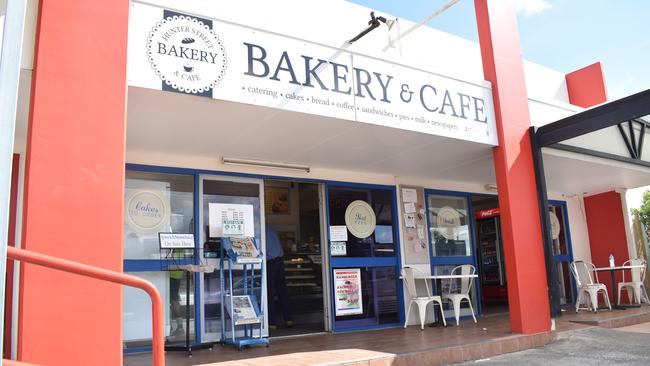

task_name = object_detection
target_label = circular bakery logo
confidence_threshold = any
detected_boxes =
[147,14,227,94]
[345,200,377,239]
[437,206,461,240]
[125,189,170,235]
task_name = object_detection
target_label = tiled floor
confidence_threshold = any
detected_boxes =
[556,305,650,329]
[124,315,548,366]
[124,306,650,366]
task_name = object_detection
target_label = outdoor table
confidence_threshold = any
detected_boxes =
[593,265,644,310]
[414,274,479,327]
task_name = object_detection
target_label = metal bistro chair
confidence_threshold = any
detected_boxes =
[618,258,649,305]
[570,260,612,312]
[402,266,446,329]
[441,264,477,326]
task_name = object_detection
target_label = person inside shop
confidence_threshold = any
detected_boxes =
[265,225,293,330]
[169,269,185,337]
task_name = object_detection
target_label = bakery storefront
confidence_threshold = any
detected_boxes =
[122,1,501,350]
[11,0,650,363]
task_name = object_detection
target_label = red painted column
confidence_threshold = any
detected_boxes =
[18,1,129,365]
[584,191,630,302]
[474,0,551,333]
[566,62,608,107]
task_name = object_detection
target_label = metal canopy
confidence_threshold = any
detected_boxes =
[536,88,650,147]
[530,88,650,319]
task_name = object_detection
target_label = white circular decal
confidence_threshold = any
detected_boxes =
[437,206,461,240]
[147,14,227,94]
[125,189,170,235]
[549,211,561,240]
[344,200,377,239]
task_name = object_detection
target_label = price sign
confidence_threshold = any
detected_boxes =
[223,219,244,236]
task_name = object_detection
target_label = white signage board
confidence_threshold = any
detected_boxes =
[208,203,255,238]
[128,3,498,145]
[158,233,195,249]
[333,268,363,316]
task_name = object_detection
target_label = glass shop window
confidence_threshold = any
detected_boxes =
[124,171,195,259]
[427,194,472,257]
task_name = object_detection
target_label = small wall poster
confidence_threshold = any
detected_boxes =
[208,203,254,238]
[329,225,349,242]
[334,268,363,316]
[401,188,418,203]
[330,241,347,256]
[264,187,290,215]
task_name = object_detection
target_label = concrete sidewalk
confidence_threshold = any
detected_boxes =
[456,324,650,365]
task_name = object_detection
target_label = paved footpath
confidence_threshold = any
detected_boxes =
[456,323,650,365]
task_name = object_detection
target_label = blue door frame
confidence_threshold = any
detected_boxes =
[122,163,575,351]
[548,199,577,308]
[422,190,578,318]
[325,181,405,332]
[425,189,483,317]
[123,163,406,352]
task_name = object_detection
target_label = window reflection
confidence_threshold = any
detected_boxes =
[427,195,471,257]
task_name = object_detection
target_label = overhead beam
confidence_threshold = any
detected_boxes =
[537,88,650,147]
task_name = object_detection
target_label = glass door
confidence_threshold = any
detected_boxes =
[198,175,265,343]
[549,201,575,306]
[425,190,480,319]
[327,184,402,331]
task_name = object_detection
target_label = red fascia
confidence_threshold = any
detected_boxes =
[565,62,608,108]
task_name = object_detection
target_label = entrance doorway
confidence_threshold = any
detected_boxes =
[472,195,508,316]
[471,196,576,315]
[264,180,326,337]
[549,201,576,307]
[198,175,264,343]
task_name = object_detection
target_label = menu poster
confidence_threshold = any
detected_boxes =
[208,203,254,238]
[227,295,259,324]
[334,269,363,316]
[229,237,260,258]
[401,188,418,203]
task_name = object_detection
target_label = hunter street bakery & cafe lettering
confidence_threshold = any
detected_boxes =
[133,5,496,143]
[242,43,489,125]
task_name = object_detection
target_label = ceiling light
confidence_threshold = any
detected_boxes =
[222,157,310,173]
[484,184,497,192]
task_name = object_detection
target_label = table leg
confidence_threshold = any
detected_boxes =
[610,269,625,310]
[430,279,446,327]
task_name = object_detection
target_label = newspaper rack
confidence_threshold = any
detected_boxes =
[220,237,269,349]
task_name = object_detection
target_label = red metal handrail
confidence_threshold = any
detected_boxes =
[3,246,165,366]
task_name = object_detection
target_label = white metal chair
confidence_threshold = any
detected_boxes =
[570,260,612,312]
[441,265,477,326]
[402,266,446,329]
[618,258,649,305]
